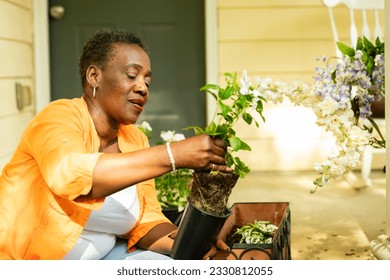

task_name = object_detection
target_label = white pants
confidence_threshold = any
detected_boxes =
[101,239,172,260]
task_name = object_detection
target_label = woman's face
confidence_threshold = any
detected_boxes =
[97,43,151,125]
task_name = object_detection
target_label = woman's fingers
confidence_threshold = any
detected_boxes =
[215,239,230,252]
[167,229,178,239]
[211,137,227,151]
[173,134,233,170]
[203,245,218,260]
[203,239,230,260]
[209,162,233,173]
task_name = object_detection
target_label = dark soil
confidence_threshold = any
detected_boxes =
[188,172,239,216]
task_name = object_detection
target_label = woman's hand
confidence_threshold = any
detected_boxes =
[171,134,232,173]
[137,223,178,255]
[168,231,230,260]
[202,239,230,260]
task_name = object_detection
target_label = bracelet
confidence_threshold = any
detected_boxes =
[165,142,177,175]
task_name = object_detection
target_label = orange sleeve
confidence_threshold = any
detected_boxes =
[22,99,103,202]
[126,178,172,251]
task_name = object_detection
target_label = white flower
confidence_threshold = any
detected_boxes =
[348,126,370,146]
[317,96,340,116]
[160,130,185,143]
[173,133,185,142]
[139,121,152,131]
[329,161,346,176]
[239,70,252,95]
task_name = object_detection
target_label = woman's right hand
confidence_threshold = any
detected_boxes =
[170,134,232,173]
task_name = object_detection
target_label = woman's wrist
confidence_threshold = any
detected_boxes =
[165,142,177,175]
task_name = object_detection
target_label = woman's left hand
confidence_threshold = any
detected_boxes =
[203,239,230,260]
[168,231,230,260]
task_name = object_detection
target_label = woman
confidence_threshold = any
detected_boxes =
[0,29,230,260]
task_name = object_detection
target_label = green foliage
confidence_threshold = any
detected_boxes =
[155,168,193,212]
[336,36,384,76]
[185,72,267,178]
[137,124,192,211]
[226,220,278,244]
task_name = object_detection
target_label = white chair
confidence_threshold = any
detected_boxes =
[322,0,385,187]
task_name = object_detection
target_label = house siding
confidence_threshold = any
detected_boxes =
[0,0,35,170]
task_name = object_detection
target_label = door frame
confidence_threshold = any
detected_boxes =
[33,0,218,122]
[33,0,51,113]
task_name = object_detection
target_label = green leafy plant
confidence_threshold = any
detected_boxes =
[137,122,193,212]
[186,72,268,178]
[155,168,192,212]
[154,130,193,211]
[226,220,278,244]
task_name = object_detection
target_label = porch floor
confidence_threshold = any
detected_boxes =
[228,170,387,260]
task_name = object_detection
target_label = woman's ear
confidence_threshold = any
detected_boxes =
[86,65,100,87]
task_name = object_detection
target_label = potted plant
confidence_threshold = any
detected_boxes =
[171,72,277,259]
[137,122,193,225]
[155,130,193,225]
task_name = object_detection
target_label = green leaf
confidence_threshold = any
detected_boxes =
[331,69,337,82]
[205,121,217,135]
[200,84,219,100]
[215,124,229,138]
[337,42,355,57]
[239,139,252,151]
[224,151,234,168]
[200,83,219,92]
[234,157,251,178]
[218,100,232,117]
[363,36,375,51]
[256,103,266,122]
[183,126,205,135]
[218,112,234,124]
[224,72,236,80]
[375,37,384,53]
[219,85,234,100]
[229,135,242,151]
[361,50,368,64]
[355,37,363,50]
[242,112,253,125]
[366,57,374,75]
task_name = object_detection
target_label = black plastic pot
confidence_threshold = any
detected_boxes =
[170,202,231,260]
[162,207,183,226]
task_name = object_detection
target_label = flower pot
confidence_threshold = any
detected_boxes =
[213,202,291,260]
[170,202,231,260]
[162,207,183,226]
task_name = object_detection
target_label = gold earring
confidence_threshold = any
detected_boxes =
[93,87,96,98]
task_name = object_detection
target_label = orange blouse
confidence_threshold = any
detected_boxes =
[0,97,170,259]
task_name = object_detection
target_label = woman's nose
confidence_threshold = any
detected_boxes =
[134,82,148,96]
